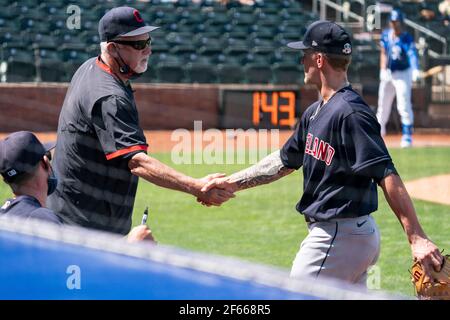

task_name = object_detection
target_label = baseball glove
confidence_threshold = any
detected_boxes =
[410,255,450,300]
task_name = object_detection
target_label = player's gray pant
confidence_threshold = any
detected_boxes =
[290,215,380,286]
[377,68,414,136]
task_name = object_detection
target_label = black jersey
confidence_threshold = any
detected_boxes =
[281,86,394,221]
[47,57,148,234]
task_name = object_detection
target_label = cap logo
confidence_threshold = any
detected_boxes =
[312,40,318,47]
[342,43,352,54]
[1,200,10,210]
[6,169,17,177]
[133,10,143,23]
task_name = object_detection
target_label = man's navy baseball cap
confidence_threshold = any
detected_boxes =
[287,20,352,56]
[390,9,404,22]
[99,6,159,42]
[0,131,54,183]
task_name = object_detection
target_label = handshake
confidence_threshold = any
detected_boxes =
[194,173,238,207]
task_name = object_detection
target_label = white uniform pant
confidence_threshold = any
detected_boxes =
[377,68,414,136]
[290,215,380,286]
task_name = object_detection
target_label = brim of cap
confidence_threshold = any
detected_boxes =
[287,41,310,50]
[43,141,56,152]
[121,26,159,37]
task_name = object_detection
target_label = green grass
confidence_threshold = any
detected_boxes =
[1,147,449,296]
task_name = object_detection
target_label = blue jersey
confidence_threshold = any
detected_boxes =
[1,195,62,225]
[381,29,419,72]
[280,86,394,221]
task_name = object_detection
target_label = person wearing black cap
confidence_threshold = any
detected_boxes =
[0,131,61,224]
[201,20,442,285]
[0,131,156,242]
[47,6,234,235]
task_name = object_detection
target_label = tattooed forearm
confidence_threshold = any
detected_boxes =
[228,150,295,190]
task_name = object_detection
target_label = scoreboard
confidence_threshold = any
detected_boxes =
[220,88,301,129]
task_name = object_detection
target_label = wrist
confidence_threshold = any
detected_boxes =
[408,231,427,245]
[188,178,203,197]
[226,179,240,191]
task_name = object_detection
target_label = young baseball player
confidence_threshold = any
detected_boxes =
[377,9,420,148]
[201,21,443,286]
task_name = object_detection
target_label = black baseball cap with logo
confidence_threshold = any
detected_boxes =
[98,6,159,42]
[0,131,54,183]
[287,20,352,56]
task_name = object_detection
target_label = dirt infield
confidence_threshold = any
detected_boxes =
[404,175,450,206]
[1,131,449,152]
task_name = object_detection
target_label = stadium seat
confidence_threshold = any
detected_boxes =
[273,48,300,64]
[166,32,192,46]
[9,2,33,15]
[245,63,273,84]
[224,46,251,64]
[272,63,303,84]
[28,33,57,49]
[48,13,70,30]
[249,37,276,50]
[60,46,90,63]
[1,44,35,82]
[174,0,192,8]
[274,32,301,46]
[177,8,205,24]
[156,62,185,83]
[171,44,197,63]
[257,0,283,11]
[254,12,281,26]
[33,46,64,82]
[133,66,157,84]
[19,16,49,34]
[38,2,65,15]
[79,31,101,46]
[0,18,21,33]
[197,45,223,63]
[0,0,351,84]
[194,35,222,48]
[0,28,18,46]
[185,63,217,83]
[250,25,275,39]
[252,47,274,63]
[217,64,245,83]
[230,12,256,26]
[205,11,231,25]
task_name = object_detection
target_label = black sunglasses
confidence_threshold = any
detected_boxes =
[110,38,152,50]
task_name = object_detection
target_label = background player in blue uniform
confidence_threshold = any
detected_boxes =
[201,21,443,285]
[377,9,420,148]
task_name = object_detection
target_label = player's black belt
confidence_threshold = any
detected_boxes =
[304,215,366,223]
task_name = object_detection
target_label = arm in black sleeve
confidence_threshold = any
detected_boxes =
[341,110,394,179]
[280,118,305,170]
[91,95,148,160]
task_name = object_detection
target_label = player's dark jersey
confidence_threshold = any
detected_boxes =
[1,195,62,225]
[281,85,393,221]
[47,57,147,235]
